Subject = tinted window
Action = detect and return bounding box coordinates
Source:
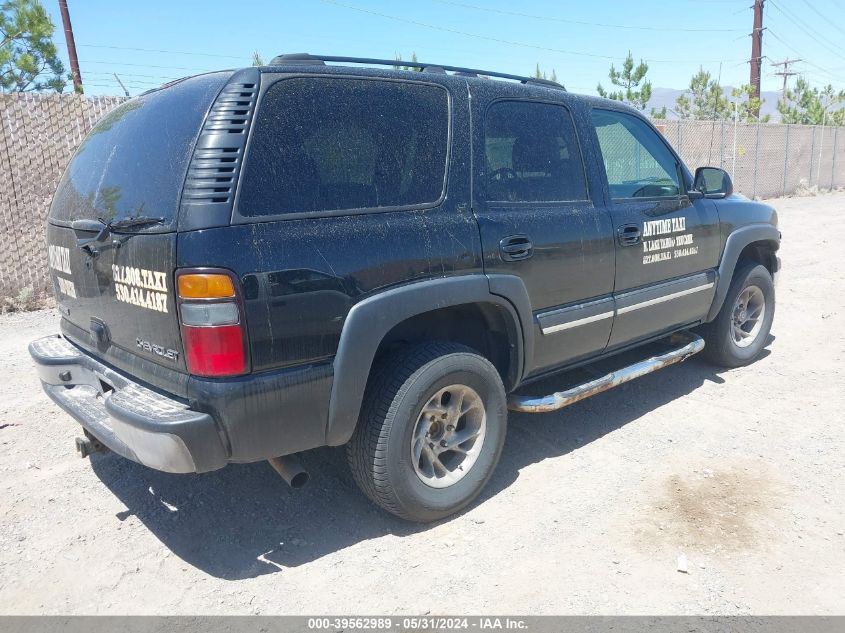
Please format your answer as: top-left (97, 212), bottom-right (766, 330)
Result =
top-left (238, 78), bottom-right (449, 216)
top-left (483, 101), bottom-right (587, 203)
top-left (591, 109), bottom-right (681, 199)
top-left (49, 72), bottom-right (230, 227)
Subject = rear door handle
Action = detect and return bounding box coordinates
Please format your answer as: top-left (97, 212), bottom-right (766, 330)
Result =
top-left (499, 235), bottom-right (533, 262)
top-left (617, 224), bottom-right (641, 246)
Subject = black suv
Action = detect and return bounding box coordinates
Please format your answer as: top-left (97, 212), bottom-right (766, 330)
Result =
top-left (30, 54), bottom-right (780, 522)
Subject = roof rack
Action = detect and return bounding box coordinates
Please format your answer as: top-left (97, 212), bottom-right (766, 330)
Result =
top-left (267, 53), bottom-right (565, 90)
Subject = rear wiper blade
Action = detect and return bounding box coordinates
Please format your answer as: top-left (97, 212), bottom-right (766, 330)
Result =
top-left (71, 216), bottom-right (164, 257)
top-left (104, 216), bottom-right (165, 231)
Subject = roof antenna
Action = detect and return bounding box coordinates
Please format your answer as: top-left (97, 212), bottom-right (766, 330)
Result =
top-left (113, 73), bottom-right (130, 97)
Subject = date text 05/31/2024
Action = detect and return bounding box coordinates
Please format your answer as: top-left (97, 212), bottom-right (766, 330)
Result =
top-left (307, 617), bottom-right (528, 630)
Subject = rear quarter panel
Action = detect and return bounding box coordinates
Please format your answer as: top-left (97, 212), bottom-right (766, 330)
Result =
top-left (176, 206), bottom-right (482, 372)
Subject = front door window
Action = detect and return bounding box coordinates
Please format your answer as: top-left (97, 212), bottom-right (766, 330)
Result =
top-left (591, 109), bottom-right (681, 200)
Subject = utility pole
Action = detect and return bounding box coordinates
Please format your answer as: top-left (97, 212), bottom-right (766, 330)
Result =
top-left (58, 0), bottom-right (83, 93)
top-left (771, 58), bottom-right (801, 106)
top-left (750, 0), bottom-right (765, 116)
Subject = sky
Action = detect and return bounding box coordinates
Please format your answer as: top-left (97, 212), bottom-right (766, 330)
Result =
top-left (43, 0), bottom-right (845, 98)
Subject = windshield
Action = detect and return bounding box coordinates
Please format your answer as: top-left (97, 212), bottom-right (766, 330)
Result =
top-left (48, 72), bottom-right (230, 230)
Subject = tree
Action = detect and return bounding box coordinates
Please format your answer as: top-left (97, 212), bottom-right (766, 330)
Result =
top-left (675, 68), bottom-right (730, 120)
top-left (778, 78), bottom-right (845, 125)
top-left (251, 52), bottom-right (265, 67)
top-left (730, 84), bottom-right (769, 123)
top-left (393, 51), bottom-right (422, 72)
top-left (0, 0), bottom-right (65, 92)
top-left (650, 106), bottom-right (667, 120)
top-left (597, 51), bottom-right (652, 110)
top-left (533, 63), bottom-right (558, 84)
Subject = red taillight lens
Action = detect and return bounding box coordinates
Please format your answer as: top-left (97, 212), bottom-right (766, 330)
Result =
top-left (182, 324), bottom-right (246, 377)
top-left (176, 269), bottom-right (249, 378)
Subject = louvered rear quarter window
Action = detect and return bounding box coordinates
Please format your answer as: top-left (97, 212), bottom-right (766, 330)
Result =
top-left (49, 72), bottom-right (231, 228)
top-left (237, 77), bottom-right (449, 217)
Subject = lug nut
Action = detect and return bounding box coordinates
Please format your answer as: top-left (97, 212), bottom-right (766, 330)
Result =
top-left (440, 440), bottom-right (447, 447)
top-left (446, 425), bottom-right (454, 431)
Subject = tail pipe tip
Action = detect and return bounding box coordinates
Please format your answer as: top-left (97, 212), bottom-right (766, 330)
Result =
top-left (268, 455), bottom-right (310, 489)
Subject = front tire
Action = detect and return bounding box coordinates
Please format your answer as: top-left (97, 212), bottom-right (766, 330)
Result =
top-left (347, 342), bottom-right (507, 522)
top-left (701, 262), bottom-right (775, 367)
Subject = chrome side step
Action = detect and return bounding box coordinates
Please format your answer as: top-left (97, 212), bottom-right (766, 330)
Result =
top-left (508, 332), bottom-right (705, 413)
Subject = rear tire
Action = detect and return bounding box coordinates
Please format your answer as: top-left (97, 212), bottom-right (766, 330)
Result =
top-left (347, 342), bottom-right (507, 522)
top-left (700, 262), bottom-right (775, 368)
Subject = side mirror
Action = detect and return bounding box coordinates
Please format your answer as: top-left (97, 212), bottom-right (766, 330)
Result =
top-left (693, 166), bottom-right (733, 199)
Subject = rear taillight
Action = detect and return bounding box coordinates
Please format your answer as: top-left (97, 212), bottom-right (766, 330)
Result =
top-left (176, 270), bottom-right (248, 377)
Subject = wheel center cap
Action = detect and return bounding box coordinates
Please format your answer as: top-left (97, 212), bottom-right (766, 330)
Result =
top-left (738, 309), bottom-right (748, 322)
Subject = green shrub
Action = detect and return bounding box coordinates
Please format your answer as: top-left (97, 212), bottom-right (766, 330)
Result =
top-left (2, 286), bottom-right (42, 314)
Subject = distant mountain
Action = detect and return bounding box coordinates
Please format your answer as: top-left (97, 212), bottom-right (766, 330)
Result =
top-left (645, 87), bottom-right (782, 120)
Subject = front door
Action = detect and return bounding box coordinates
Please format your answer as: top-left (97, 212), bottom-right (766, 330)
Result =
top-left (471, 92), bottom-right (616, 375)
top-left (590, 108), bottom-right (721, 349)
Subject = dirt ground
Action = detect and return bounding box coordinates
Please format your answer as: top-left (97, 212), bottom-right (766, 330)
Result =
top-left (1, 193), bottom-right (843, 616)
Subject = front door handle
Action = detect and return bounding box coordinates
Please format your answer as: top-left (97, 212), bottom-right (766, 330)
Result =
top-left (617, 224), bottom-right (641, 246)
top-left (499, 234), bottom-right (533, 262)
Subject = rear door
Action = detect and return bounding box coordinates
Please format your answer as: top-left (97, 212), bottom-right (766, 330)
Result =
top-left (590, 108), bottom-right (721, 349)
top-left (470, 87), bottom-right (616, 375)
top-left (46, 72), bottom-right (230, 388)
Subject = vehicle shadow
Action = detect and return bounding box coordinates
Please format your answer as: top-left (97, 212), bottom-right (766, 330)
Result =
top-left (90, 340), bottom-right (773, 580)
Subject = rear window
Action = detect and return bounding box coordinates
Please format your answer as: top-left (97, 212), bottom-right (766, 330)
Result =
top-left (49, 72), bottom-right (230, 227)
top-left (238, 77), bottom-right (449, 217)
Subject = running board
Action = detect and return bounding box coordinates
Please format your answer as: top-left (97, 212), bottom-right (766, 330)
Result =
top-left (508, 332), bottom-right (705, 413)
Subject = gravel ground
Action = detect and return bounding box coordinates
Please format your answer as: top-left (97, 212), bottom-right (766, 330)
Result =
top-left (0, 193), bottom-right (843, 615)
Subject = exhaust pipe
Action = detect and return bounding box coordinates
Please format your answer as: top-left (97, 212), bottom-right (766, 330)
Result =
top-left (268, 455), bottom-right (309, 489)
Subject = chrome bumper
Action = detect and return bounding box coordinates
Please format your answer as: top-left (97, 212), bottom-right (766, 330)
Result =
top-left (29, 335), bottom-right (227, 473)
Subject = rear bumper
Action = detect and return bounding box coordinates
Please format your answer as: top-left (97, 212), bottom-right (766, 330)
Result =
top-left (29, 335), bottom-right (227, 473)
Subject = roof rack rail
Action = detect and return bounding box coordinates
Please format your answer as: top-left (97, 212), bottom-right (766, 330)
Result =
top-left (267, 53), bottom-right (566, 90)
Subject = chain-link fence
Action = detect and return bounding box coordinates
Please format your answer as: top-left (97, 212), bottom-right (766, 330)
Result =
top-left (654, 119), bottom-right (844, 199)
top-left (0, 92), bottom-right (128, 297)
top-left (1, 93), bottom-right (844, 298)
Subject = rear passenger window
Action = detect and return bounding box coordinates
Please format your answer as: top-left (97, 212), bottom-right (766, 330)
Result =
top-left (483, 101), bottom-right (587, 203)
top-left (238, 78), bottom-right (449, 216)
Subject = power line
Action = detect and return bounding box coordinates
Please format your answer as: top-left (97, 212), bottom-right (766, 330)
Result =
top-left (79, 59), bottom-right (215, 72)
top-left (431, 0), bottom-right (745, 32)
top-left (797, 0), bottom-right (845, 37)
top-left (83, 69), bottom-right (182, 81)
top-left (772, 0), bottom-right (845, 53)
top-left (768, 0), bottom-right (845, 60)
top-left (77, 43), bottom-right (246, 60)
top-left (766, 29), bottom-right (845, 84)
top-left (79, 83), bottom-right (130, 90)
top-left (319, 0), bottom-right (745, 64)
top-left (83, 76), bottom-right (163, 88)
